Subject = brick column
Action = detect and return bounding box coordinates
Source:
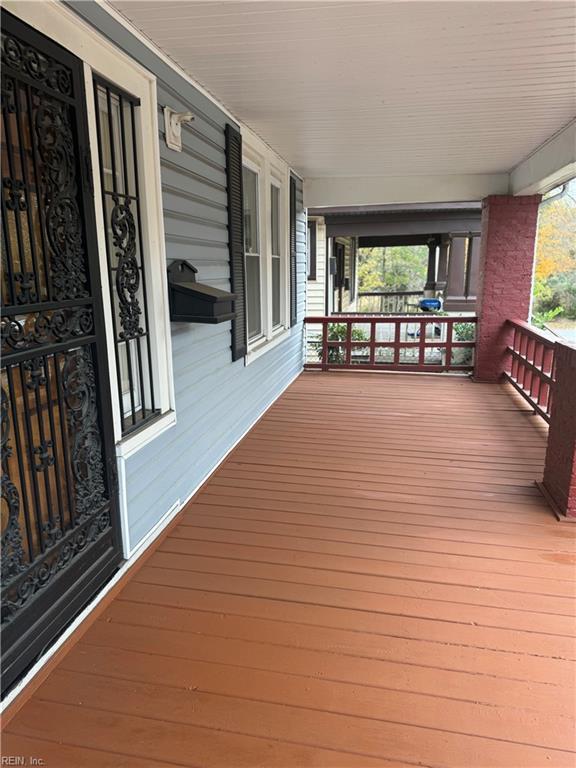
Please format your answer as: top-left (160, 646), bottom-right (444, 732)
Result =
top-left (474, 195), bottom-right (541, 381)
top-left (542, 343), bottom-right (576, 519)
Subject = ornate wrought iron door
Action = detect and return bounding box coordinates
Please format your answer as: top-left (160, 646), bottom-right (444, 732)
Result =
top-left (1, 12), bottom-right (122, 695)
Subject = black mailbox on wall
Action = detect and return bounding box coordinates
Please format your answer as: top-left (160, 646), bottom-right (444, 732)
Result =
top-left (167, 260), bottom-right (236, 323)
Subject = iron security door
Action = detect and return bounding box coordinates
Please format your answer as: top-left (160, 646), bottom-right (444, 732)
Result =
top-left (1, 11), bottom-right (122, 695)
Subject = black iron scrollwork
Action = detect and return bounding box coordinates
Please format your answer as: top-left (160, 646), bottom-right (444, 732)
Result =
top-left (1, 308), bottom-right (94, 355)
top-left (1, 76), bottom-right (16, 112)
top-left (13, 272), bottom-right (37, 304)
top-left (1, 347), bottom-right (111, 624)
top-left (1, 509), bottom-right (110, 624)
top-left (33, 439), bottom-right (54, 472)
top-left (3, 178), bottom-right (27, 211)
top-left (22, 357), bottom-right (46, 390)
top-left (35, 96), bottom-right (89, 301)
top-left (42, 520), bottom-right (63, 549)
top-left (1, 386), bottom-right (26, 584)
top-left (111, 195), bottom-right (143, 339)
top-left (0, 21), bottom-right (120, 678)
top-left (1, 31), bottom-right (73, 98)
top-left (61, 347), bottom-right (107, 521)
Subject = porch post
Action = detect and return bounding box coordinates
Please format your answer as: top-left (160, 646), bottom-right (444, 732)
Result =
top-left (445, 236), bottom-right (467, 305)
top-left (474, 195), bottom-right (541, 381)
top-left (541, 343), bottom-right (576, 519)
top-left (424, 238), bottom-right (437, 296)
top-left (436, 235), bottom-right (450, 293)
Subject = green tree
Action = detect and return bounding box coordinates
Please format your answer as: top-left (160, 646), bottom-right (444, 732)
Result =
top-left (357, 246), bottom-right (428, 292)
top-left (532, 182), bottom-right (576, 321)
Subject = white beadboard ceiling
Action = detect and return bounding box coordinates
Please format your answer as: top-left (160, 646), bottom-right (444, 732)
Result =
top-left (111, 0), bottom-right (576, 181)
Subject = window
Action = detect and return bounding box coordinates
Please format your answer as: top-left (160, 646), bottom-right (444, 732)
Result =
top-left (243, 166), bottom-right (262, 341)
top-left (271, 182), bottom-right (281, 327)
top-left (93, 78), bottom-right (159, 435)
top-left (241, 130), bottom-right (289, 358)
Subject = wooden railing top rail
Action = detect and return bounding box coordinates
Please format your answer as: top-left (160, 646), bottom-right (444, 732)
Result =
top-left (506, 318), bottom-right (556, 346)
top-left (358, 290), bottom-right (424, 297)
top-left (504, 318), bottom-right (558, 423)
top-left (305, 315), bottom-right (477, 323)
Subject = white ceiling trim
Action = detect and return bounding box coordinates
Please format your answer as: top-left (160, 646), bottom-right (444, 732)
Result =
top-left (510, 119), bottom-right (576, 195)
top-left (304, 173), bottom-right (509, 208)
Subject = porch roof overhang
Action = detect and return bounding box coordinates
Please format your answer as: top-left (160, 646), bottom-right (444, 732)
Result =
top-left (109, 0), bottom-right (576, 206)
top-left (311, 202), bottom-right (482, 238)
top-left (357, 235), bottom-right (439, 247)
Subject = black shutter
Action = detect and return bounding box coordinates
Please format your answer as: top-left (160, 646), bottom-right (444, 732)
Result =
top-left (307, 220), bottom-right (317, 281)
top-left (350, 237), bottom-right (357, 301)
top-left (225, 124), bottom-right (247, 360)
top-left (289, 175), bottom-right (297, 327)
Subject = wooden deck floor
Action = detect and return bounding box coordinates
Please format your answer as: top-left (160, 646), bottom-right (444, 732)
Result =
top-left (3, 373), bottom-right (576, 767)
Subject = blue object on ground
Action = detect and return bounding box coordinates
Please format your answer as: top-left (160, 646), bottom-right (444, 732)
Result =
top-left (419, 298), bottom-right (442, 311)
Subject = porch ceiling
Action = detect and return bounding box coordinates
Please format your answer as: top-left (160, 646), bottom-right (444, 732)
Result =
top-left (110, 0), bottom-right (576, 203)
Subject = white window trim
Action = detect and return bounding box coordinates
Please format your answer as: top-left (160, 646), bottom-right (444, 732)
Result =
top-left (242, 127), bottom-right (290, 364)
top-left (7, 0), bottom-right (176, 456)
top-left (245, 326), bottom-right (294, 364)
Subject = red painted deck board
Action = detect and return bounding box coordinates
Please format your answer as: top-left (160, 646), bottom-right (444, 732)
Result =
top-left (3, 373), bottom-right (575, 767)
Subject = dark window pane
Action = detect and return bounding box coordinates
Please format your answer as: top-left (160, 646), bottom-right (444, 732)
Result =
top-left (243, 167), bottom-right (259, 254)
top-left (271, 184), bottom-right (280, 256)
top-left (246, 254), bottom-right (261, 339)
top-left (272, 256), bottom-right (281, 327)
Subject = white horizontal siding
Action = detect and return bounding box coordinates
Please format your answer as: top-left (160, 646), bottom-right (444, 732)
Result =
top-left (307, 218), bottom-right (326, 317)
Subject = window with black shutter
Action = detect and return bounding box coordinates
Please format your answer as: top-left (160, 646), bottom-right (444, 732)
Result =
top-left (235, 127), bottom-right (291, 357)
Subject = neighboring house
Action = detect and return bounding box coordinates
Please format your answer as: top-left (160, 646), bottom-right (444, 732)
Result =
top-left (307, 203), bottom-right (482, 315)
top-left (330, 235), bottom-right (358, 313)
top-left (307, 217), bottom-right (357, 315)
top-left (306, 216), bottom-right (326, 316)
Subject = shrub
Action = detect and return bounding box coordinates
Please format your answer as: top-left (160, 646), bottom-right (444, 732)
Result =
top-left (531, 306), bottom-right (564, 329)
top-left (315, 323), bottom-right (369, 363)
top-left (453, 322), bottom-right (475, 342)
top-left (533, 262), bottom-right (576, 320)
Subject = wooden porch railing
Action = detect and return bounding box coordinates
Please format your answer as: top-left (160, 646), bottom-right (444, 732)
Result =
top-left (304, 315), bottom-right (477, 373)
top-left (504, 319), bottom-right (556, 422)
top-left (356, 290), bottom-right (423, 314)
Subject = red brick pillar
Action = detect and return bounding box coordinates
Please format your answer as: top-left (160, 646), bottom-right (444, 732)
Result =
top-left (474, 195), bottom-right (541, 381)
top-left (542, 343), bottom-right (576, 519)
